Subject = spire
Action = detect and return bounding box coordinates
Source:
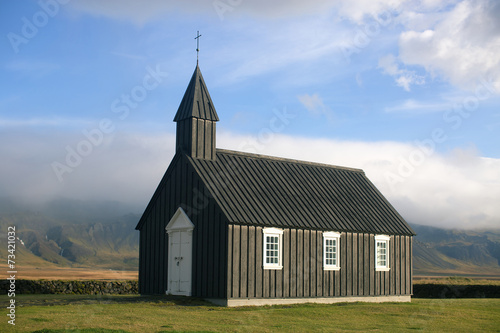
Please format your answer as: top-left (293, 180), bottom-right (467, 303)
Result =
top-left (174, 65), bottom-right (219, 161)
top-left (173, 65), bottom-right (219, 122)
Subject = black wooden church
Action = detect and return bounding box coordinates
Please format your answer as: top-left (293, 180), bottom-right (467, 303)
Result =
top-left (135, 64), bottom-right (415, 306)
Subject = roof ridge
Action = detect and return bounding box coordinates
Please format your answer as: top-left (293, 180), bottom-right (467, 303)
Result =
top-left (215, 148), bottom-right (364, 173)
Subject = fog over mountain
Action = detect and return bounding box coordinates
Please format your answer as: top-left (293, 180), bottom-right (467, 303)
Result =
top-left (1, 130), bottom-right (498, 230)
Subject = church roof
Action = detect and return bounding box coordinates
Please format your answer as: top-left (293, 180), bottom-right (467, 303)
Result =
top-left (187, 149), bottom-right (415, 236)
top-left (138, 64), bottom-right (413, 236)
top-left (173, 65), bottom-right (219, 122)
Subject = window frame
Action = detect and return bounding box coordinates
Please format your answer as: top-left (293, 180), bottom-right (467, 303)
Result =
top-left (323, 231), bottom-right (341, 271)
top-left (262, 228), bottom-right (283, 270)
top-left (375, 235), bottom-right (390, 271)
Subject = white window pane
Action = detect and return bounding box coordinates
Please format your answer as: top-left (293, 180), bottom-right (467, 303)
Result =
top-left (324, 237), bottom-right (339, 268)
top-left (376, 239), bottom-right (389, 268)
top-left (264, 232), bottom-right (282, 268)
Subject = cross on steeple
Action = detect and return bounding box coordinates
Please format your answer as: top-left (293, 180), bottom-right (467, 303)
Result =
top-left (195, 31), bottom-right (202, 64)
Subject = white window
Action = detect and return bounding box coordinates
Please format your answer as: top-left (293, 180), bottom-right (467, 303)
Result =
top-left (263, 228), bottom-right (283, 269)
top-left (375, 235), bottom-right (390, 271)
top-left (323, 232), bottom-right (340, 270)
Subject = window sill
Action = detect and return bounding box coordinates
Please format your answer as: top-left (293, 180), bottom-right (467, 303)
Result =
top-left (324, 267), bottom-right (340, 271)
top-left (263, 265), bottom-right (283, 270)
top-left (376, 267), bottom-right (390, 272)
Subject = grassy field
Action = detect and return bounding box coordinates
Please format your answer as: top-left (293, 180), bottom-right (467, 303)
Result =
top-left (1, 295), bottom-right (499, 332)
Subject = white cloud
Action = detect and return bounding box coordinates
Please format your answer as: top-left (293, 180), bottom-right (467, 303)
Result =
top-left (385, 99), bottom-right (449, 113)
top-left (338, 0), bottom-right (500, 93)
top-left (378, 54), bottom-right (401, 76)
top-left (336, 0), bottom-right (500, 93)
top-left (297, 93), bottom-right (333, 120)
top-left (378, 54), bottom-right (426, 91)
top-left (398, 0), bottom-right (500, 93)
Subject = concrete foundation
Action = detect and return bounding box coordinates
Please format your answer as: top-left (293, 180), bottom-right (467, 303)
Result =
top-left (207, 295), bottom-right (412, 307)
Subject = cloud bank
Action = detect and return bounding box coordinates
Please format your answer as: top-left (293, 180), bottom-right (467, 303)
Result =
top-left (397, 0), bottom-right (500, 92)
top-left (2, 128), bottom-right (498, 230)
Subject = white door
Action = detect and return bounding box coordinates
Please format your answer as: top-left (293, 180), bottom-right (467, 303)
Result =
top-left (165, 207), bottom-right (194, 296)
top-left (168, 230), bottom-right (192, 295)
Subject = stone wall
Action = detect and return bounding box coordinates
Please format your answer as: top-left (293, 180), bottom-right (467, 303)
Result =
top-left (3, 280), bottom-right (499, 298)
top-left (413, 284), bottom-right (500, 298)
top-left (2, 280), bottom-right (138, 295)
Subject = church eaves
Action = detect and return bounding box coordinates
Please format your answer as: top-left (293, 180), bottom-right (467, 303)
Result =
top-left (173, 65), bottom-right (219, 122)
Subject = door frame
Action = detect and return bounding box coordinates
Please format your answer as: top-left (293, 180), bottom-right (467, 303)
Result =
top-left (165, 207), bottom-right (194, 296)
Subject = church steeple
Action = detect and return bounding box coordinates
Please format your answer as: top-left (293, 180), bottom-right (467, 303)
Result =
top-left (174, 65), bottom-right (219, 160)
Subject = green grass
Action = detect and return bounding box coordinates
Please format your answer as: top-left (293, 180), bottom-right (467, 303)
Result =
top-left (1, 295), bottom-right (499, 332)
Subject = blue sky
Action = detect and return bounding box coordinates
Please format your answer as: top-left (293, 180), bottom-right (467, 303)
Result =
top-left (1, 0), bottom-right (499, 229)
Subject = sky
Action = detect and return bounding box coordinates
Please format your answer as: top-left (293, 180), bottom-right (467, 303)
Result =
top-left (1, 0), bottom-right (499, 229)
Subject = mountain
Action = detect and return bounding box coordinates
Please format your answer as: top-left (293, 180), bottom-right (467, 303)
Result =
top-left (411, 224), bottom-right (500, 277)
top-left (18, 214), bottom-right (139, 269)
top-left (0, 197), bottom-right (140, 271)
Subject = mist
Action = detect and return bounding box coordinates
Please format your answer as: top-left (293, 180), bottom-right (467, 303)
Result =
top-left (1, 128), bottom-right (499, 230)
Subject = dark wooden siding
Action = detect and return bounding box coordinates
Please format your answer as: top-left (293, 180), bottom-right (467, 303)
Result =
top-left (227, 224), bottom-right (412, 299)
top-left (137, 153), bottom-right (228, 296)
top-left (176, 118), bottom-right (216, 161)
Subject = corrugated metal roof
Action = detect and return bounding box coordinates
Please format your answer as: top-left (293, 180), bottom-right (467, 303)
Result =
top-left (188, 149), bottom-right (415, 236)
top-left (173, 65), bottom-right (219, 122)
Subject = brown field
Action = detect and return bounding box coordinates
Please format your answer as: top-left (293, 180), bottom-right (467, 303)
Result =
top-left (0, 264), bottom-right (137, 280)
top-left (413, 276), bottom-right (500, 286)
top-left (414, 267), bottom-right (500, 278)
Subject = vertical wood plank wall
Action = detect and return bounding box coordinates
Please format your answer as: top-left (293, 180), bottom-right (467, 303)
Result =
top-left (176, 119), bottom-right (216, 160)
top-left (138, 154), bottom-right (228, 297)
top-left (227, 225), bottom-right (412, 299)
